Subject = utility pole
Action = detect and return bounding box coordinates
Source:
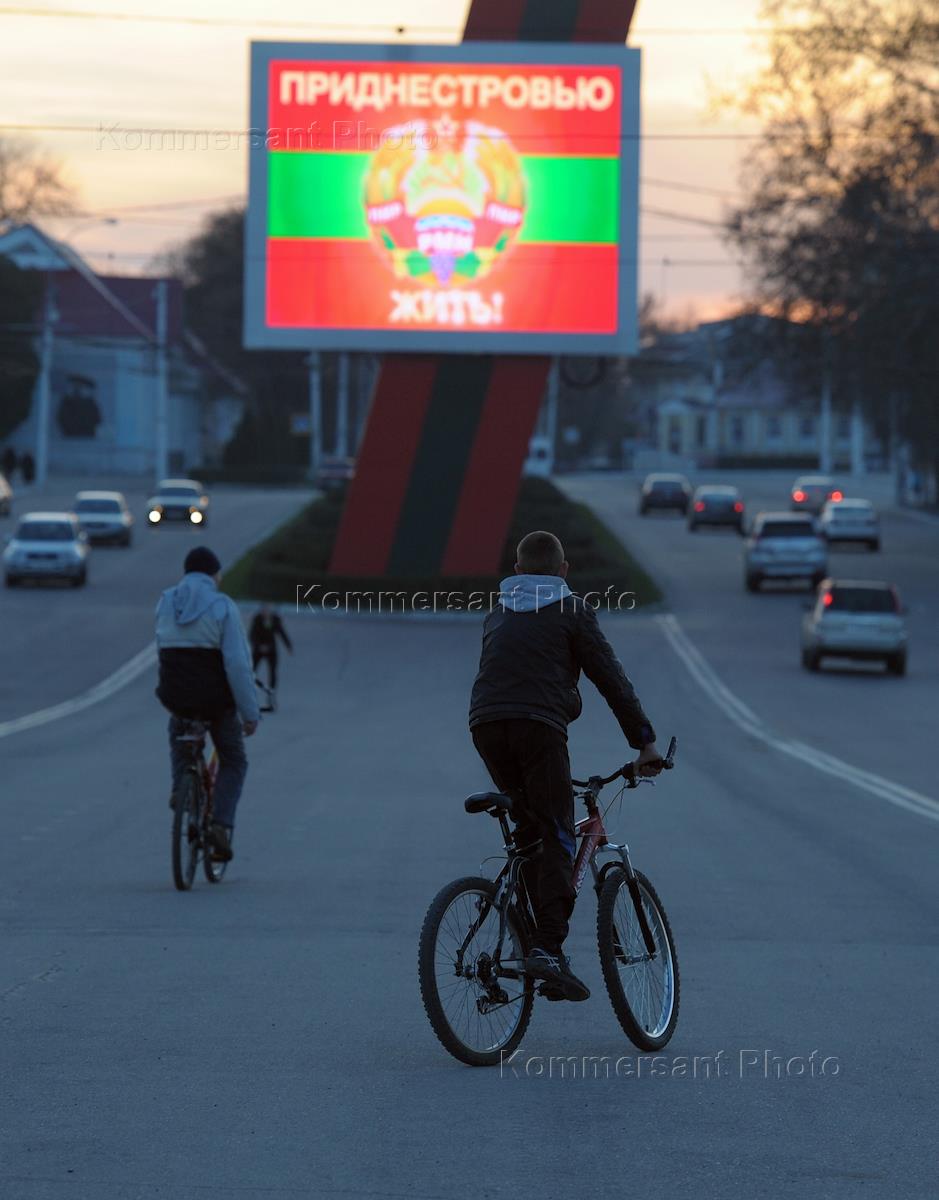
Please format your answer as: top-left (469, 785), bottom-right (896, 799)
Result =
top-left (154, 280), bottom-right (168, 480)
top-left (819, 330), bottom-right (833, 474)
top-left (34, 275), bottom-right (57, 488)
top-left (307, 351), bottom-right (322, 478)
top-left (335, 351), bottom-right (349, 457)
top-left (850, 402), bottom-right (865, 478)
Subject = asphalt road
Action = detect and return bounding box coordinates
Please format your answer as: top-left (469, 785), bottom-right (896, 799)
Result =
top-left (1, 475), bottom-right (937, 1199)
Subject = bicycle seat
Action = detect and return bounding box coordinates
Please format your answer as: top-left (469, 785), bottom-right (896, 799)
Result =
top-left (464, 792), bottom-right (514, 817)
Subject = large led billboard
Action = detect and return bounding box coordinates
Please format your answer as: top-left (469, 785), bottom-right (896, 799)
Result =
top-left (245, 43), bottom-right (640, 354)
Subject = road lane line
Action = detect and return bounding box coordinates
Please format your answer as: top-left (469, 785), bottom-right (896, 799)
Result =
top-left (657, 613), bottom-right (939, 825)
top-left (0, 643), bottom-right (156, 740)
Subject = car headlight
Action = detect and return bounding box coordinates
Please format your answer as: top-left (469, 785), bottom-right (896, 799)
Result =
top-left (190, 510), bottom-right (203, 524)
top-left (148, 509), bottom-right (162, 524)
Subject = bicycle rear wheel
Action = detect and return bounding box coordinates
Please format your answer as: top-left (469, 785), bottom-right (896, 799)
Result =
top-left (597, 868), bottom-right (680, 1050)
top-left (419, 876), bottom-right (534, 1067)
top-left (171, 772), bottom-right (202, 891)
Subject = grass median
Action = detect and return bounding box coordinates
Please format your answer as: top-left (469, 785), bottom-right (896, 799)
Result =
top-left (222, 477), bottom-right (662, 612)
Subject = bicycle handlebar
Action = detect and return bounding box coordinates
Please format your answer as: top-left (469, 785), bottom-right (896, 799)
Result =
top-left (571, 736), bottom-right (677, 790)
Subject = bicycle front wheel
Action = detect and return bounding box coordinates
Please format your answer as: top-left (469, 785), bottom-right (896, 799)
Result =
top-left (419, 876), bottom-right (534, 1068)
top-left (597, 868), bottom-right (680, 1050)
top-left (171, 772), bottom-right (202, 891)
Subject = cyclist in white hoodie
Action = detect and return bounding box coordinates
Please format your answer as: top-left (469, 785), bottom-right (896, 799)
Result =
top-left (155, 546), bottom-right (260, 861)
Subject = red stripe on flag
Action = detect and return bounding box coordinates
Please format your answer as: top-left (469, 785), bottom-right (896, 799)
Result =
top-left (573, 0), bottom-right (639, 40)
top-left (328, 356), bottom-right (437, 575)
top-left (441, 357), bottom-right (549, 576)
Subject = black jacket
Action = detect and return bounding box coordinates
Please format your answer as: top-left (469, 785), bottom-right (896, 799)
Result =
top-left (249, 613), bottom-right (292, 654)
top-left (469, 593), bottom-right (655, 749)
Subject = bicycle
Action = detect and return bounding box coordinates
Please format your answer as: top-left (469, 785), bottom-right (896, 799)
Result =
top-left (170, 682), bottom-right (275, 891)
top-left (418, 737), bottom-right (679, 1067)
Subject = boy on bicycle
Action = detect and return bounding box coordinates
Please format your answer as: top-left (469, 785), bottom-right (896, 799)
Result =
top-left (469, 531), bottom-right (662, 1001)
top-left (155, 546), bottom-right (260, 862)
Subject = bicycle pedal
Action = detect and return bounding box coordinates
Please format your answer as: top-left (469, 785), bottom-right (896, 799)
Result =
top-left (537, 983), bottom-right (567, 1002)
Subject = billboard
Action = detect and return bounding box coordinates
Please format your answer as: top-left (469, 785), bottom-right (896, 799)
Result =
top-left (245, 43), bottom-right (640, 355)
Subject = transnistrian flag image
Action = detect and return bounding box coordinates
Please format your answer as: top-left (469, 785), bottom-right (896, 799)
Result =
top-left (264, 59), bottom-right (623, 337)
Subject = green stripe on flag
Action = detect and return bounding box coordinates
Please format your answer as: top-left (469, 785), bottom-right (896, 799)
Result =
top-left (268, 151), bottom-right (618, 244)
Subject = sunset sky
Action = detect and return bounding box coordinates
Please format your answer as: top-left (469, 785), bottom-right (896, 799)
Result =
top-left (0, 0), bottom-right (768, 317)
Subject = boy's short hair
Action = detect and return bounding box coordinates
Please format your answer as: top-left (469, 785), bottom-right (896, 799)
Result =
top-left (516, 530), bottom-right (565, 575)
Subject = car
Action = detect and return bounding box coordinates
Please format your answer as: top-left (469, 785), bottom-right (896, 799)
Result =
top-left (74, 490), bottom-right (134, 546)
top-left (638, 473), bottom-right (691, 516)
top-left (314, 456), bottom-right (355, 494)
top-left (0, 472), bottom-right (12, 517)
top-left (146, 478), bottom-right (209, 527)
top-left (801, 579), bottom-right (907, 675)
top-left (688, 485), bottom-right (745, 533)
top-left (744, 512), bottom-right (827, 592)
top-left (818, 497), bottom-right (880, 551)
top-left (790, 474), bottom-right (842, 514)
top-left (3, 512), bottom-right (89, 587)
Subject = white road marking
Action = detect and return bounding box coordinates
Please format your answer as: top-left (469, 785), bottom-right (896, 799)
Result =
top-left (657, 613), bottom-right (939, 825)
top-left (0, 643), bottom-right (156, 740)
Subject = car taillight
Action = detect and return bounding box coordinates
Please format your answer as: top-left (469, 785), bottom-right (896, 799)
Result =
top-left (694, 501), bottom-right (705, 512)
top-left (733, 501), bottom-right (743, 512)
top-left (830, 490), bottom-right (843, 502)
top-left (823, 592), bottom-right (833, 607)
top-left (793, 490), bottom-right (806, 502)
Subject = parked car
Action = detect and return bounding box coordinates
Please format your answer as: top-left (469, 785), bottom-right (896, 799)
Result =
top-left (74, 490), bottom-right (134, 546)
top-left (146, 479), bottom-right (209, 527)
top-left (790, 474), bottom-right (842, 514)
top-left (818, 497), bottom-right (880, 551)
top-left (744, 512), bottom-right (827, 592)
top-left (638, 473), bottom-right (691, 516)
top-left (0, 471), bottom-right (12, 517)
top-left (314, 456), bottom-right (355, 493)
top-left (801, 579), bottom-right (907, 675)
top-left (688, 485), bottom-right (745, 533)
top-left (4, 512), bottom-right (89, 587)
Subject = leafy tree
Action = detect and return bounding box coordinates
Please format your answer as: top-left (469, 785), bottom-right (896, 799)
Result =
top-left (726, 0), bottom-right (939, 491)
top-left (0, 257), bottom-right (41, 441)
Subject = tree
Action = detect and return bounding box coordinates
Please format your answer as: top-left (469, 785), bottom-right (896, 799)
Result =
top-left (726, 0), bottom-right (939, 492)
top-left (0, 257), bottom-right (41, 441)
top-left (166, 208), bottom-right (310, 469)
top-left (0, 136), bottom-right (74, 226)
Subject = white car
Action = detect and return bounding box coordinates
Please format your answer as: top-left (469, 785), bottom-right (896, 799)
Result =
top-left (146, 478), bottom-right (209, 527)
top-left (801, 579), bottom-right (907, 675)
top-left (74, 490), bottom-right (134, 546)
top-left (819, 498), bottom-right (880, 551)
top-left (744, 512), bottom-right (827, 592)
top-left (4, 512), bottom-right (89, 587)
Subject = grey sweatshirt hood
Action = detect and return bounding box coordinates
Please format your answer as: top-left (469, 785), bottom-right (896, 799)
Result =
top-left (170, 572), bottom-right (222, 624)
top-left (499, 574), bottom-right (572, 613)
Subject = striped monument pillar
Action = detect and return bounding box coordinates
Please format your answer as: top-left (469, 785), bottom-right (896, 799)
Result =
top-left (329, 0), bottom-right (639, 577)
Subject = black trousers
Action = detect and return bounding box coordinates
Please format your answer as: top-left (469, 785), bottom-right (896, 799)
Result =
top-left (472, 719), bottom-right (577, 954)
top-left (252, 647), bottom-right (278, 689)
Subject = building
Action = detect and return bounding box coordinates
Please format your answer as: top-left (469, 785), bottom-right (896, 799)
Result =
top-left (630, 316), bottom-right (879, 471)
top-left (0, 223), bottom-right (246, 478)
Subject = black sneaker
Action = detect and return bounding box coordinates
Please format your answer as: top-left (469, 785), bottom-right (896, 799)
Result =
top-left (524, 947), bottom-right (590, 1002)
top-left (208, 823), bottom-right (234, 862)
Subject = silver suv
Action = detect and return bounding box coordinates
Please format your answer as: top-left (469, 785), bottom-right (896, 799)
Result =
top-left (801, 579), bottom-right (907, 675)
top-left (744, 512), bottom-right (827, 592)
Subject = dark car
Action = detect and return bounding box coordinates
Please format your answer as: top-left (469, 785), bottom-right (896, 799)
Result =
top-left (146, 478), bottom-right (209, 528)
top-left (791, 475), bottom-right (842, 515)
top-left (688, 485), bottom-right (745, 533)
top-left (638, 473), bottom-right (691, 516)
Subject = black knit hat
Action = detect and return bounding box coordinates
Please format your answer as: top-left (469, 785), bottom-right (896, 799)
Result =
top-left (183, 546), bottom-right (221, 577)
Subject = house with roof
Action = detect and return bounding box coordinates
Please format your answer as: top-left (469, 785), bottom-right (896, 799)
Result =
top-left (0, 223), bottom-right (246, 477)
top-left (630, 316), bottom-right (881, 470)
